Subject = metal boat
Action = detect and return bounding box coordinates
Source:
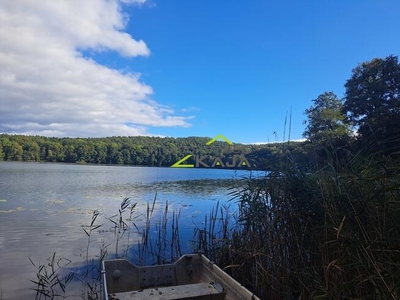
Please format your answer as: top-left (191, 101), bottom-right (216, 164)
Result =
top-left (102, 253), bottom-right (259, 300)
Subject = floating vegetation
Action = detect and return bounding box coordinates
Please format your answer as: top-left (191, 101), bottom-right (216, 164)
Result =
top-left (0, 206), bottom-right (25, 213)
top-left (46, 199), bottom-right (65, 204)
top-left (64, 208), bottom-right (77, 213)
top-left (148, 178), bottom-right (243, 195)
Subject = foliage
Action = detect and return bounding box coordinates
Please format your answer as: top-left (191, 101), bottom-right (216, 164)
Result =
top-left (0, 134), bottom-right (298, 170)
top-left (344, 55), bottom-right (400, 143)
top-left (195, 138), bottom-right (400, 299)
top-left (28, 253), bottom-right (74, 300)
top-left (303, 91), bottom-right (350, 143)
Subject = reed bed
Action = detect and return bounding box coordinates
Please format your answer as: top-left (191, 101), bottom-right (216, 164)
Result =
top-left (193, 140), bottom-right (400, 299)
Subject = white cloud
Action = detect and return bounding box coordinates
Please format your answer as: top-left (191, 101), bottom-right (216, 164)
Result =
top-left (181, 106), bottom-right (200, 112)
top-left (0, 0), bottom-right (192, 137)
top-left (120, 0), bottom-right (148, 4)
top-left (250, 139), bottom-right (307, 145)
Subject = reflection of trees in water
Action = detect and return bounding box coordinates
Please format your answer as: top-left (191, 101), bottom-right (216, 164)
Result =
top-left (95, 179), bottom-right (244, 199)
top-left (147, 179), bottom-right (244, 195)
top-left (99, 179), bottom-right (245, 197)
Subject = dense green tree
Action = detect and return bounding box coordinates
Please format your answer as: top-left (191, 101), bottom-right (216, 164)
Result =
top-left (121, 147), bottom-right (131, 164)
top-left (344, 55), bottom-right (400, 142)
top-left (0, 134), bottom-right (292, 170)
top-left (107, 143), bottom-right (121, 164)
top-left (22, 141), bottom-right (40, 161)
top-left (64, 143), bottom-right (78, 162)
top-left (76, 140), bottom-right (94, 162)
top-left (303, 92), bottom-right (350, 143)
top-left (43, 141), bottom-right (65, 162)
top-left (3, 141), bottom-right (23, 161)
top-left (0, 142), bottom-right (3, 160)
top-left (0, 136), bottom-right (8, 161)
top-left (93, 142), bottom-right (107, 164)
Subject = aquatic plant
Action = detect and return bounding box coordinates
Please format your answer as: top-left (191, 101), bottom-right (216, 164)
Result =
top-left (28, 252), bottom-right (74, 300)
top-left (105, 197), bottom-right (138, 258)
top-left (28, 195), bottom-right (186, 299)
top-left (136, 194), bottom-right (183, 265)
top-left (194, 136), bottom-right (400, 299)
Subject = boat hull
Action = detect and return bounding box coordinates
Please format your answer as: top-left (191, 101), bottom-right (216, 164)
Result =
top-left (102, 253), bottom-right (259, 300)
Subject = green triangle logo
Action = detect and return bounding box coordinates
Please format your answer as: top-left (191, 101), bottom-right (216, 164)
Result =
top-left (206, 134), bottom-right (233, 145)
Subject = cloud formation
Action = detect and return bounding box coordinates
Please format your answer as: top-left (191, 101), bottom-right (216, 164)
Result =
top-left (0, 0), bottom-right (191, 137)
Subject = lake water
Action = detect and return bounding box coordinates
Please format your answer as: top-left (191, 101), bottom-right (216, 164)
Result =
top-left (0, 162), bottom-right (251, 299)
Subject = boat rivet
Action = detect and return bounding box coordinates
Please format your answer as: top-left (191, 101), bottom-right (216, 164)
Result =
top-left (113, 270), bottom-right (121, 279)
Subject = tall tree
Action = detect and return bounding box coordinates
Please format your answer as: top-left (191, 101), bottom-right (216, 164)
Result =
top-left (303, 92), bottom-right (349, 143)
top-left (0, 142), bottom-right (3, 160)
top-left (344, 55), bottom-right (400, 142)
top-left (3, 141), bottom-right (23, 161)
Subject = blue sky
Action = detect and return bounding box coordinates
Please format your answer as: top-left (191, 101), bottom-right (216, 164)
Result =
top-left (1, 1), bottom-right (400, 144)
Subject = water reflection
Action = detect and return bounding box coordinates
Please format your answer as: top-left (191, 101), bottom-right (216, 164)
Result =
top-left (0, 162), bottom-right (246, 299)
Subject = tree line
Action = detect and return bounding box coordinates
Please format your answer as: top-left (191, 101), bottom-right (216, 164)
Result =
top-left (0, 134), bottom-right (306, 169)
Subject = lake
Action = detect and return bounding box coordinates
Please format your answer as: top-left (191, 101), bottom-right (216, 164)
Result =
top-left (0, 162), bottom-right (252, 299)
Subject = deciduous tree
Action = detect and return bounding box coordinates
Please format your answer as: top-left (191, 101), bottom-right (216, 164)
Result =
top-left (344, 55), bottom-right (400, 142)
top-left (303, 92), bottom-right (349, 143)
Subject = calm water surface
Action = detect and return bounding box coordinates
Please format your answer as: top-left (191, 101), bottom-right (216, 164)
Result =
top-left (0, 162), bottom-right (250, 299)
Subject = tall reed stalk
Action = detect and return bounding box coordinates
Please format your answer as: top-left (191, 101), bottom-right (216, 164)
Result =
top-left (28, 252), bottom-right (74, 300)
top-left (194, 137), bottom-right (400, 299)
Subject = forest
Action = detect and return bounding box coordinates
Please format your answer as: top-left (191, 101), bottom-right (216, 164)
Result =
top-left (0, 133), bottom-right (308, 170)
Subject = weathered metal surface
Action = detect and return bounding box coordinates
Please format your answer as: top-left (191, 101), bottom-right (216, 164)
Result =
top-left (107, 282), bottom-right (225, 300)
top-left (102, 254), bottom-right (260, 300)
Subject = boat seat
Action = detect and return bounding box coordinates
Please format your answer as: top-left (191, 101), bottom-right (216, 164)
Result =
top-left (107, 282), bottom-right (226, 300)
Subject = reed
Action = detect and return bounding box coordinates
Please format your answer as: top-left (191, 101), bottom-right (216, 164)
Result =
top-left (105, 197), bottom-right (138, 258)
top-left (79, 210), bottom-right (105, 300)
top-left (28, 252), bottom-right (74, 300)
top-left (193, 136), bottom-right (400, 299)
top-left (28, 195), bottom-right (183, 299)
top-left (137, 193), bottom-right (157, 265)
top-left (137, 194), bottom-right (183, 265)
